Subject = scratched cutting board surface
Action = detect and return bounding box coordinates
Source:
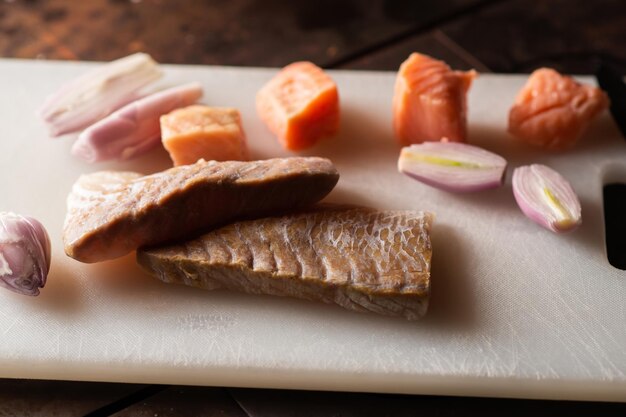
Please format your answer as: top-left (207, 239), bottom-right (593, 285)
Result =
top-left (0, 59), bottom-right (625, 402)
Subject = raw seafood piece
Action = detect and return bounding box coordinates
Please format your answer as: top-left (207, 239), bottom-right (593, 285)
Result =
top-left (508, 68), bottom-right (609, 150)
top-left (72, 83), bottom-right (203, 163)
top-left (161, 105), bottom-right (248, 166)
top-left (138, 208), bottom-right (433, 320)
top-left (63, 157), bottom-right (339, 263)
top-left (398, 142), bottom-right (507, 192)
top-left (393, 53), bottom-right (477, 145)
top-left (256, 61), bottom-right (339, 151)
top-left (40, 52), bottom-right (162, 136)
top-left (0, 212), bottom-right (51, 296)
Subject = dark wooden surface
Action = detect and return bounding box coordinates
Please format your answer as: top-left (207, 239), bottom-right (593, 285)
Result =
top-left (2, 0), bottom-right (624, 72)
top-left (1, 0), bottom-right (625, 415)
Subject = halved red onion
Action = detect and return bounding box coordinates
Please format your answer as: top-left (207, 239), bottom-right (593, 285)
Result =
top-left (512, 164), bottom-right (581, 233)
top-left (398, 142), bottom-right (507, 192)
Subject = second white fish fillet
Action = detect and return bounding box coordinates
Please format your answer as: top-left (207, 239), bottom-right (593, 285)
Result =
top-left (138, 208), bottom-right (433, 320)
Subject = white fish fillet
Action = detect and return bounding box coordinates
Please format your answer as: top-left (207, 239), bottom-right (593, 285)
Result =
top-left (138, 208), bottom-right (433, 320)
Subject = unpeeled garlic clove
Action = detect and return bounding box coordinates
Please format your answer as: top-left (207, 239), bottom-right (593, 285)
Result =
top-left (39, 52), bottom-right (163, 137)
top-left (0, 212), bottom-right (51, 296)
top-left (512, 164), bottom-right (581, 233)
top-left (398, 142), bottom-right (507, 192)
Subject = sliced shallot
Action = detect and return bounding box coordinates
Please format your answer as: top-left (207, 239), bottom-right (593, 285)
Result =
top-left (398, 142), bottom-right (507, 192)
top-left (512, 164), bottom-right (581, 233)
top-left (40, 52), bottom-right (163, 137)
top-left (72, 82), bottom-right (203, 163)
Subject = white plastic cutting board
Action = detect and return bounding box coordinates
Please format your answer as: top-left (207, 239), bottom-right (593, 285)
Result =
top-left (0, 59), bottom-right (625, 402)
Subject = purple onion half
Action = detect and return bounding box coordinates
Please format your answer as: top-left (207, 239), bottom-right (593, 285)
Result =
top-left (398, 142), bottom-right (507, 192)
top-left (512, 164), bottom-right (581, 233)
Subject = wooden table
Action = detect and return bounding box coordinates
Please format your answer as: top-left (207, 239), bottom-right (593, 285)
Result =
top-left (1, 0), bottom-right (625, 415)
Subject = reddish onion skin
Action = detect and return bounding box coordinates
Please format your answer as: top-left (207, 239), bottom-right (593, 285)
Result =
top-left (72, 82), bottom-right (203, 163)
top-left (39, 53), bottom-right (162, 137)
top-left (398, 142), bottom-right (507, 192)
top-left (512, 164), bottom-right (581, 233)
top-left (0, 213), bottom-right (51, 296)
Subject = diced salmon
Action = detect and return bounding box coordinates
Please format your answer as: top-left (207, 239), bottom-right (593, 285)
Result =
top-left (256, 61), bottom-right (339, 151)
top-left (160, 105), bottom-right (248, 166)
top-left (393, 53), bottom-right (477, 146)
top-left (508, 68), bottom-right (610, 150)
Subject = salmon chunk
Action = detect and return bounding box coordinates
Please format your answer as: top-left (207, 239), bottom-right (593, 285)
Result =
top-left (256, 61), bottom-right (339, 151)
top-left (138, 208), bottom-right (433, 320)
top-left (508, 68), bottom-right (610, 150)
top-left (161, 105), bottom-right (248, 166)
top-left (393, 53), bottom-right (477, 145)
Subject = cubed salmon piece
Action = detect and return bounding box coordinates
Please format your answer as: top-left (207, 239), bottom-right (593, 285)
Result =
top-left (161, 105), bottom-right (248, 166)
top-left (256, 61), bottom-right (339, 151)
top-left (393, 53), bottom-right (477, 146)
top-left (508, 68), bottom-right (609, 150)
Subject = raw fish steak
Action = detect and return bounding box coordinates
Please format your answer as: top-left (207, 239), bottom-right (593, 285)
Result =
top-left (64, 157), bottom-right (339, 263)
top-left (138, 208), bottom-right (433, 320)
top-left (256, 61), bottom-right (340, 151)
top-left (508, 68), bottom-right (609, 150)
top-left (393, 53), bottom-right (476, 145)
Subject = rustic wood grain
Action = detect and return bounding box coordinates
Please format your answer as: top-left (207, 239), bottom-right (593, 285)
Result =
top-left (230, 388), bottom-right (626, 417)
top-left (0, 0), bottom-right (487, 67)
top-left (440, 0), bottom-right (626, 74)
top-left (338, 30), bottom-right (487, 71)
top-left (0, 379), bottom-right (148, 417)
top-left (109, 387), bottom-right (249, 417)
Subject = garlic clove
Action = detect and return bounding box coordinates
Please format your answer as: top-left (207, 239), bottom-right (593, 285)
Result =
top-left (0, 213), bottom-right (51, 296)
top-left (398, 142), bottom-right (507, 192)
top-left (39, 52), bottom-right (163, 137)
top-left (512, 164), bottom-right (582, 233)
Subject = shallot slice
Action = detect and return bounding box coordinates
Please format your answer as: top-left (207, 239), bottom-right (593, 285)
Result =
top-left (0, 212), bottom-right (51, 296)
top-left (40, 52), bottom-right (163, 137)
top-left (72, 82), bottom-right (203, 163)
top-left (398, 142), bottom-right (507, 192)
top-left (512, 164), bottom-right (581, 233)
